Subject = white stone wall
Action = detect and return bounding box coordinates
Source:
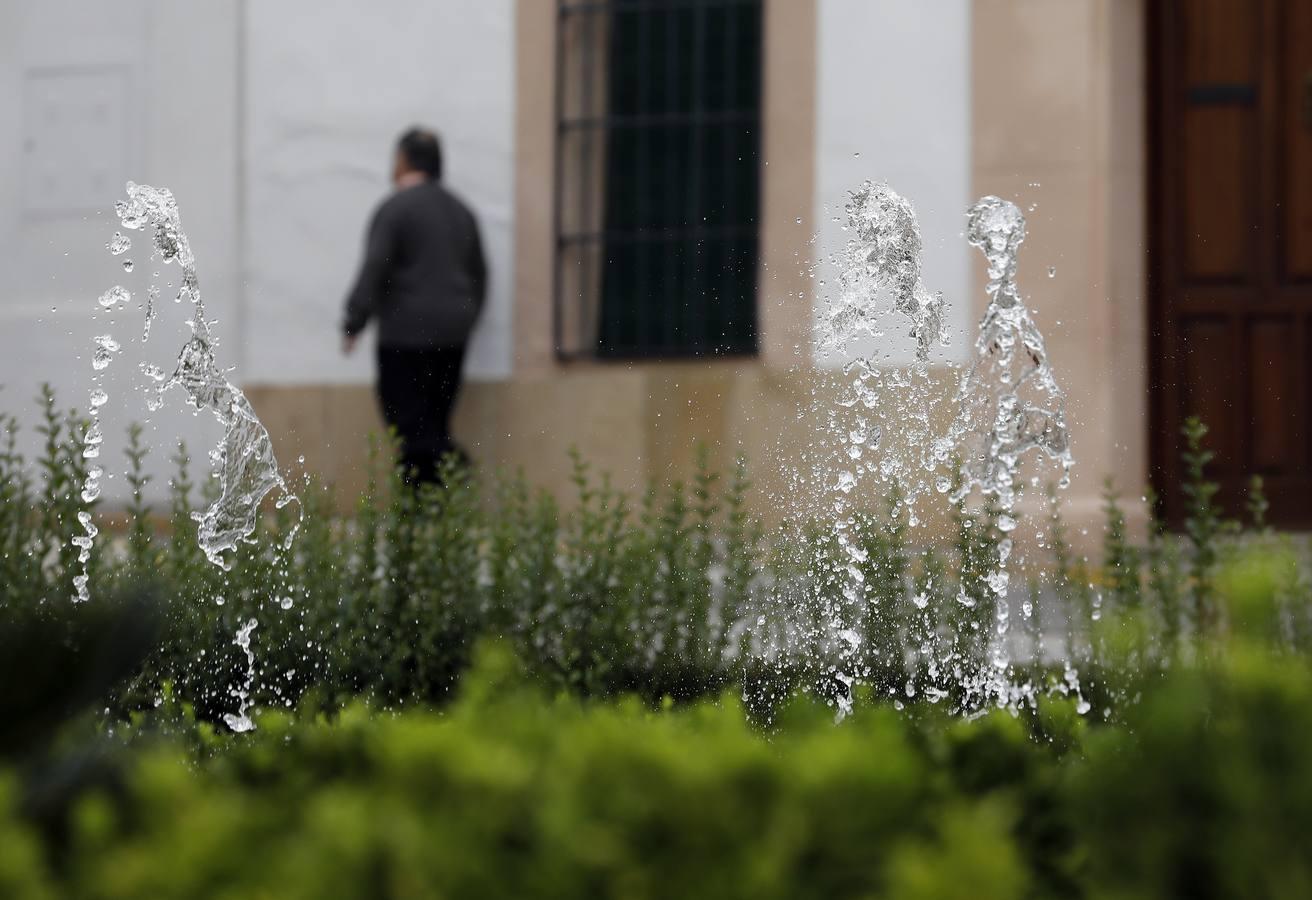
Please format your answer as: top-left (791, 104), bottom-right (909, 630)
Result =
top-left (0, 1), bottom-right (516, 502)
top-left (242, 0), bottom-right (516, 385)
top-left (0, 0), bottom-right (242, 503)
top-left (812, 0), bottom-right (972, 367)
top-left (0, 0), bottom-right (974, 507)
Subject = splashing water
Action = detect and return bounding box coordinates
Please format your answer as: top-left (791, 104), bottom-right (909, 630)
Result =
top-left (98, 286), bottom-right (130, 310)
top-left (111, 182), bottom-right (302, 729)
top-left (222, 618), bottom-right (259, 733)
top-left (70, 510), bottom-right (97, 603)
top-left (91, 334), bottom-right (120, 370)
top-left (778, 183), bottom-right (1079, 718)
top-left (821, 183), bottom-right (956, 517)
top-left (70, 182), bottom-right (299, 725)
top-left (114, 181), bottom-right (299, 569)
top-left (807, 182), bottom-right (954, 716)
top-left (955, 196), bottom-right (1072, 509)
top-left (72, 323), bottom-right (119, 600)
top-left (106, 231), bottom-right (131, 256)
top-left (142, 285), bottom-right (159, 342)
top-left (819, 181), bottom-right (947, 362)
top-left (950, 197), bottom-right (1072, 668)
top-left (71, 177), bottom-right (1080, 725)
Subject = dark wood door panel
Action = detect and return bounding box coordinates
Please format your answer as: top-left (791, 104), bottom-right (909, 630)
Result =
top-left (1178, 315), bottom-right (1240, 474)
top-left (1245, 316), bottom-right (1296, 472)
top-left (1282, 0), bottom-right (1312, 280)
top-left (1151, 0), bottom-right (1312, 527)
top-left (1181, 106), bottom-right (1259, 281)
top-left (1181, 0), bottom-right (1259, 84)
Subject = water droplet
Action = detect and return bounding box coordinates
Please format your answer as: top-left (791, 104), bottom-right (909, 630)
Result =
top-left (106, 232), bottom-right (131, 255)
top-left (91, 334), bottom-right (120, 370)
top-left (98, 286), bottom-right (130, 309)
top-left (223, 618), bottom-right (260, 733)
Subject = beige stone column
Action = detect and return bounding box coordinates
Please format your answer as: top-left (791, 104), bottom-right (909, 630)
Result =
top-left (758, 0), bottom-right (818, 369)
top-left (513, 0), bottom-right (558, 378)
top-left (972, 0), bottom-right (1148, 548)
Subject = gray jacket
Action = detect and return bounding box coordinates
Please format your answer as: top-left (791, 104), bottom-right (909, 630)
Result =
top-left (342, 180), bottom-right (487, 347)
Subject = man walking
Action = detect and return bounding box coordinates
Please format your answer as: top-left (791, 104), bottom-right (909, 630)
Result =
top-left (342, 127), bottom-right (487, 484)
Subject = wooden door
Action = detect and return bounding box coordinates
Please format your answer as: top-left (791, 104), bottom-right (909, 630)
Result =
top-left (1150, 0), bottom-right (1312, 526)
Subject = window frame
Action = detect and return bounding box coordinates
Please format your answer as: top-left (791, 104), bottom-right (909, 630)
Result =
top-left (551, 0), bottom-right (764, 362)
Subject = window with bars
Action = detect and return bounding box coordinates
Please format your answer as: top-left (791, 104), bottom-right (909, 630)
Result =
top-left (554, 0), bottom-right (763, 360)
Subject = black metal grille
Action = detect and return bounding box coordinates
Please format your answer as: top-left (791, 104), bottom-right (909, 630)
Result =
top-left (554, 0), bottom-right (763, 360)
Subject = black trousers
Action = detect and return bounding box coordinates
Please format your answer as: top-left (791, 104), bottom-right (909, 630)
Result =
top-left (376, 344), bottom-right (468, 484)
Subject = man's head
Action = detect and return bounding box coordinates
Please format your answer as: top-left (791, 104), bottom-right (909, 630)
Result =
top-left (393, 127), bottom-right (443, 186)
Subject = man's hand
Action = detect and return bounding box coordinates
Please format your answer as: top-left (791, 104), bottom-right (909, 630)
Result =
top-left (342, 333), bottom-right (358, 356)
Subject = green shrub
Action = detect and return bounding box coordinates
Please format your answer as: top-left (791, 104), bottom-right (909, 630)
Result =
top-left (3, 386), bottom-right (1311, 728)
top-left (3, 639), bottom-right (1310, 899)
top-left (0, 643), bottom-right (1062, 900)
top-left (1070, 647), bottom-right (1312, 899)
top-left (1182, 416), bottom-right (1224, 637)
top-left (0, 775), bottom-right (56, 900)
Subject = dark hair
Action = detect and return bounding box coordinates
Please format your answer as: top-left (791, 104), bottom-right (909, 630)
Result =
top-left (397, 127), bottom-right (443, 179)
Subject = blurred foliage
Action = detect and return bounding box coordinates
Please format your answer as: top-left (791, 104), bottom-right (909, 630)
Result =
top-left (0, 638), bottom-right (1307, 898)
top-left (1072, 645), bottom-right (1312, 899)
top-left (1, 386), bottom-right (1311, 725)
top-left (3, 389), bottom-right (1312, 897)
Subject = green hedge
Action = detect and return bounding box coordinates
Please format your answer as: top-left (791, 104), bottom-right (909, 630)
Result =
top-left (6, 389), bottom-right (1311, 728)
top-left (1073, 648), bottom-right (1312, 899)
top-left (3, 641), bottom-right (1311, 900)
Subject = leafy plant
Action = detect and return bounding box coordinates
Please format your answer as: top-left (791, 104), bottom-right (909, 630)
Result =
top-left (2, 388), bottom-right (1310, 728)
top-left (1100, 478), bottom-right (1140, 612)
top-left (1181, 416), bottom-right (1223, 638)
top-left (1144, 486), bottom-right (1185, 657)
top-left (1246, 474), bottom-right (1270, 533)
